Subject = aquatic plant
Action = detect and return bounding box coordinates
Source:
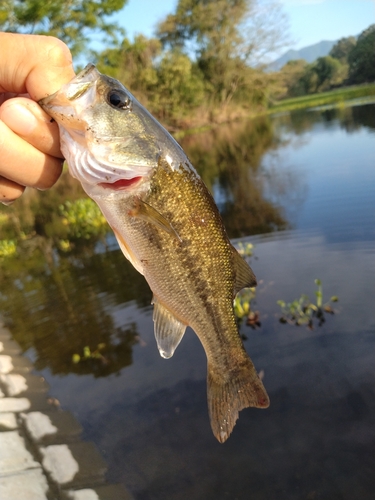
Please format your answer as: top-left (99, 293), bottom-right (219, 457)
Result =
top-left (0, 239), bottom-right (17, 259)
top-left (72, 343), bottom-right (107, 364)
top-left (59, 198), bottom-right (108, 241)
top-left (237, 242), bottom-right (254, 258)
top-left (234, 286), bottom-right (260, 331)
top-left (277, 279), bottom-right (338, 328)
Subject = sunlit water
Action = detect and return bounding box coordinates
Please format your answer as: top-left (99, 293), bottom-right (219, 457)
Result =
top-left (1, 103), bottom-right (374, 499)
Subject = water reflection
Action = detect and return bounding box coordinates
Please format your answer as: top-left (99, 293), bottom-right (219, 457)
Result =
top-left (0, 103), bottom-right (374, 499)
top-left (180, 116), bottom-right (292, 236)
top-left (1, 247), bottom-right (150, 376)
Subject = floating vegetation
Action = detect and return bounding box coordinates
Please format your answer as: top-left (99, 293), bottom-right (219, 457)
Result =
top-left (277, 279), bottom-right (338, 328)
top-left (237, 242), bottom-right (254, 258)
top-left (72, 343), bottom-right (108, 364)
top-left (234, 287), bottom-right (260, 332)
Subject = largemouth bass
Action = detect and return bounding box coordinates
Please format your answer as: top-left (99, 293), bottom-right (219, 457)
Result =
top-left (39, 64), bottom-right (269, 442)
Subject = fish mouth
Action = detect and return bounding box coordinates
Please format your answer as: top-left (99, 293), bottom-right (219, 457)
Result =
top-left (98, 177), bottom-right (143, 190)
top-left (39, 64), bottom-right (99, 118)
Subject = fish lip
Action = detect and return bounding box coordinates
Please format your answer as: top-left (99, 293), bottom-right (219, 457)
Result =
top-left (38, 63), bottom-right (99, 108)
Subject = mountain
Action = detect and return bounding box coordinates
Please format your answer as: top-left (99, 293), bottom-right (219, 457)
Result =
top-left (270, 40), bottom-right (337, 71)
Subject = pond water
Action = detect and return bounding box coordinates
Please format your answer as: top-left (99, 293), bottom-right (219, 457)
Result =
top-left (1, 103), bottom-right (374, 499)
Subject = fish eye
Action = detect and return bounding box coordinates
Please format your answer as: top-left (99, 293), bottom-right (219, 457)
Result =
top-left (107, 90), bottom-right (131, 110)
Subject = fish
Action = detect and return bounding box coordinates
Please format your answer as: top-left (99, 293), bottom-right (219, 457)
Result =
top-left (39, 64), bottom-right (269, 443)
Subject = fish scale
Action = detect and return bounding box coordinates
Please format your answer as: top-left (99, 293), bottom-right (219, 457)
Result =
top-left (39, 64), bottom-right (269, 443)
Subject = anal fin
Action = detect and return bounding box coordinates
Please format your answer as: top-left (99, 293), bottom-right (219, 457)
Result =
top-left (152, 296), bottom-right (187, 359)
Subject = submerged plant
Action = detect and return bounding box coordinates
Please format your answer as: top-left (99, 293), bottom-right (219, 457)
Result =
top-left (72, 343), bottom-right (107, 364)
top-left (277, 279), bottom-right (338, 328)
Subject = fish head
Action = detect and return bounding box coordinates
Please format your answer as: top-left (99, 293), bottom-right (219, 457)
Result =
top-left (39, 64), bottom-right (187, 197)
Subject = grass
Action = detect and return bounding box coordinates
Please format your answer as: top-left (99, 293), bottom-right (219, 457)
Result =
top-left (268, 83), bottom-right (375, 114)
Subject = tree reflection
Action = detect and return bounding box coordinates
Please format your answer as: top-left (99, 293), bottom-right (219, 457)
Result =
top-left (0, 245), bottom-right (150, 377)
top-left (181, 116), bottom-right (290, 236)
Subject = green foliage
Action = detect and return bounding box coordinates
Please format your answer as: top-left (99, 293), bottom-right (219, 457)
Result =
top-left (329, 36), bottom-right (356, 64)
top-left (277, 279), bottom-right (339, 328)
top-left (0, 0), bottom-right (127, 56)
top-left (156, 0), bottom-right (289, 108)
top-left (151, 50), bottom-right (205, 119)
top-left (348, 25), bottom-right (375, 84)
top-left (269, 83), bottom-right (375, 114)
top-left (59, 198), bottom-right (108, 241)
top-left (0, 239), bottom-right (17, 259)
top-left (285, 56), bottom-right (346, 97)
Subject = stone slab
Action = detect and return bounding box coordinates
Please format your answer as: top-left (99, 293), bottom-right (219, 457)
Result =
top-left (40, 442), bottom-right (107, 489)
top-left (0, 412), bottom-right (18, 431)
top-left (0, 338), bottom-right (22, 355)
top-left (62, 484), bottom-right (135, 500)
top-left (0, 354), bottom-right (33, 373)
top-left (0, 372), bottom-right (49, 397)
top-left (0, 468), bottom-right (50, 500)
top-left (0, 397), bottom-right (31, 413)
top-left (0, 324), bottom-right (11, 341)
top-left (22, 410), bottom-right (82, 445)
top-left (0, 430), bottom-right (40, 475)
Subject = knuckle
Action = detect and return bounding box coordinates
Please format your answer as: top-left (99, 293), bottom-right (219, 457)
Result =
top-left (43, 36), bottom-right (73, 68)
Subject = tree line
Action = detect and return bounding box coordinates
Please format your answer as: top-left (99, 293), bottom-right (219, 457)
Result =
top-left (1, 0), bottom-right (374, 128)
top-left (275, 25), bottom-right (375, 99)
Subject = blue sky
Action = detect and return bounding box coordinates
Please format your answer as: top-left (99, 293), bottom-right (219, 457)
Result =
top-left (117, 0), bottom-right (375, 55)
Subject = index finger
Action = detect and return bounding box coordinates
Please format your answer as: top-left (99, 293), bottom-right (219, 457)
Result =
top-left (0, 33), bottom-right (75, 100)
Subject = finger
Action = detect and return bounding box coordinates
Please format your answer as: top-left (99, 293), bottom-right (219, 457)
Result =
top-left (0, 33), bottom-right (75, 100)
top-left (0, 121), bottom-right (64, 190)
top-left (0, 97), bottom-right (63, 158)
top-left (0, 176), bottom-right (25, 205)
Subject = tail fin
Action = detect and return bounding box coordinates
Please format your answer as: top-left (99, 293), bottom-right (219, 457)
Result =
top-left (207, 358), bottom-right (269, 443)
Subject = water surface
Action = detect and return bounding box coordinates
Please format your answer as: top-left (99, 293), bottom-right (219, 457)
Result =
top-left (1, 103), bottom-right (374, 499)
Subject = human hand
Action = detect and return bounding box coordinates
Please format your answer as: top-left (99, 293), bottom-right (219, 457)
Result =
top-left (0, 33), bottom-right (75, 205)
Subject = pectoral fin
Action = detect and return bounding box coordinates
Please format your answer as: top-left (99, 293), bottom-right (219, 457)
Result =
top-left (152, 297), bottom-right (187, 359)
top-left (232, 246), bottom-right (257, 296)
top-left (131, 200), bottom-right (182, 242)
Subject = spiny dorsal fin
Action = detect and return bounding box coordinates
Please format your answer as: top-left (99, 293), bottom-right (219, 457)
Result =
top-left (131, 200), bottom-right (182, 242)
top-left (232, 245), bottom-right (257, 296)
top-left (152, 296), bottom-right (187, 359)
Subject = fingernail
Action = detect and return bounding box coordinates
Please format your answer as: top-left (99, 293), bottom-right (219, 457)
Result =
top-left (1, 102), bottom-right (38, 136)
top-left (1, 199), bottom-right (15, 206)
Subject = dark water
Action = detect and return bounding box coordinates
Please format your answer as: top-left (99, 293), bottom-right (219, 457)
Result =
top-left (1, 103), bottom-right (375, 499)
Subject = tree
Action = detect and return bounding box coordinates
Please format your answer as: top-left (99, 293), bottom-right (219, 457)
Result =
top-left (156, 0), bottom-right (289, 105)
top-left (152, 50), bottom-right (205, 119)
top-left (276, 59), bottom-right (308, 98)
top-left (329, 36), bottom-right (356, 64)
top-left (0, 0), bottom-right (128, 56)
top-left (313, 56), bottom-right (344, 91)
top-left (348, 24), bottom-right (375, 84)
top-left (96, 35), bottom-right (161, 101)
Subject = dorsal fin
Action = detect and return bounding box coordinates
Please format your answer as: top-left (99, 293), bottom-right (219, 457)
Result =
top-left (232, 246), bottom-right (257, 296)
top-left (152, 296), bottom-right (187, 359)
